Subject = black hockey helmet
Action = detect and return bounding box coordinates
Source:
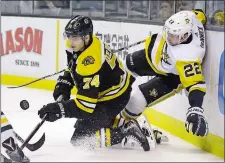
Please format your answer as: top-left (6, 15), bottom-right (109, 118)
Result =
top-left (64, 15), bottom-right (93, 38)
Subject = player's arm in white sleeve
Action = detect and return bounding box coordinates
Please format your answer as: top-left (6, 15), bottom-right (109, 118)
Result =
top-left (1, 111), bottom-right (30, 162)
top-left (175, 59), bottom-right (208, 137)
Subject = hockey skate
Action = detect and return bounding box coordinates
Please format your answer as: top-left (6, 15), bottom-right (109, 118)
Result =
top-left (121, 119), bottom-right (150, 151)
top-left (153, 128), bottom-right (169, 144)
top-left (137, 114), bottom-right (169, 148)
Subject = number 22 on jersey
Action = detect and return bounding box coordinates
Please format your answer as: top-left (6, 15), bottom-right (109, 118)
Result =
top-left (184, 62), bottom-right (201, 77)
top-left (176, 60), bottom-right (204, 87)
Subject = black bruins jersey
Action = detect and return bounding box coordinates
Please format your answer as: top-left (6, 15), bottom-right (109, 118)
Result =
top-left (64, 35), bottom-right (134, 115)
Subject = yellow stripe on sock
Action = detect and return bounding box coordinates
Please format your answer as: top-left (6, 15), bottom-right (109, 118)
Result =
top-left (105, 128), bottom-right (111, 147)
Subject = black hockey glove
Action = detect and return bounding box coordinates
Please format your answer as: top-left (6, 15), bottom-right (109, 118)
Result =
top-left (53, 74), bottom-right (74, 101)
top-left (185, 106), bottom-right (208, 137)
top-left (38, 102), bottom-right (67, 122)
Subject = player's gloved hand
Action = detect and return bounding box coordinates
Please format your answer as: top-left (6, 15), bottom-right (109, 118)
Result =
top-left (185, 106), bottom-right (208, 136)
top-left (38, 102), bottom-right (66, 122)
top-left (53, 74), bottom-right (74, 101)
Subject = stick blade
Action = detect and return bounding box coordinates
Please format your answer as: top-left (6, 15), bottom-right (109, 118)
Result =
top-left (26, 133), bottom-right (45, 151)
top-left (7, 85), bottom-right (24, 89)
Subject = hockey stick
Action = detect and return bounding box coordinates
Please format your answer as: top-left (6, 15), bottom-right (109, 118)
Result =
top-left (7, 39), bottom-right (146, 89)
top-left (14, 131), bottom-right (45, 151)
top-left (20, 114), bottom-right (47, 150)
top-left (7, 69), bottom-right (66, 89)
top-left (112, 39), bottom-right (146, 53)
top-left (19, 95), bottom-right (63, 150)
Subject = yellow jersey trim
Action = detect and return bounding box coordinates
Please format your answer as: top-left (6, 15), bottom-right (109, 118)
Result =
top-left (74, 98), bottom-right (94, 113)
top-left (145, 36), bottom-right (167, 76)
top-left (98, 73), bottom-right (131, 102)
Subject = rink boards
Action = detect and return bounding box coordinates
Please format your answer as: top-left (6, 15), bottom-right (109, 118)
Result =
top-left (1, 16), bottom-right (224, 158)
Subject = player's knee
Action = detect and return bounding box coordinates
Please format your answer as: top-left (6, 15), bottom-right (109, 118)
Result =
top-left (138, 77), bottom-right (164, 104)
top-left (126, 87), bottom-right (147, 115)
top-left (138, 76), bottom-right (179, 105)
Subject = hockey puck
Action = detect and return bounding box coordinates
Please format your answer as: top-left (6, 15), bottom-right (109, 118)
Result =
top-left (20, 100), bottom-right (29, 110)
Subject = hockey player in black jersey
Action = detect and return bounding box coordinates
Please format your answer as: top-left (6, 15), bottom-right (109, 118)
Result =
top-left (37, 15), bottom-right (150, 151)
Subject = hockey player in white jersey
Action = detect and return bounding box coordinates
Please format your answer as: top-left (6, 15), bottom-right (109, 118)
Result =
top-left (115, 9), bottom-right (208, 139)
top-left (1, 111), bottom-right (30, 162)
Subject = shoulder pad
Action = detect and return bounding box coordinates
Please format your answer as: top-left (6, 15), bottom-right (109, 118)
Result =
top-left (76, 37), bottom-right (103, 76)
top-left (145, 34), bottom-right (158, 50)
top-left (76, 55), bottom-right (102, 76)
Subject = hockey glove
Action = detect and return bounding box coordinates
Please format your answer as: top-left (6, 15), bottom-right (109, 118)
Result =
top-left (185, 106), bottom-right (208, 137)
top-left (38, 102), bottom-right (66, 122)
top-left (53, 75), bottom-right (74, 101)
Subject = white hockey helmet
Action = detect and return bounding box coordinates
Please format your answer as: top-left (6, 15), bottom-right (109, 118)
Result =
top-left (163, 11), bottom-right (194, 46)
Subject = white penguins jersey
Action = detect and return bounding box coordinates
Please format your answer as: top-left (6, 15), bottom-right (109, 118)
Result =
top-left (160, 15), bottom-right (205, 76)
top-left (144, 11), bottom-right (206, 90)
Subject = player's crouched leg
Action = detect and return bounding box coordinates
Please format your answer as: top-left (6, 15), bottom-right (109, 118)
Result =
top-left (1, 111), bottom-right (30, 162)
top-left (71, 119), bottom-right (150, 151)
top-left (70, 89), bottom-right (149, 151)
top-left (112, 83), bottom-right (170, 148)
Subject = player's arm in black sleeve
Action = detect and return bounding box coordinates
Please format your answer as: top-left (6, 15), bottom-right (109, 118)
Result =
top-left (53, 48), bottom-right (75, 101)
top-left (186, 81), bottom-right (206, 107)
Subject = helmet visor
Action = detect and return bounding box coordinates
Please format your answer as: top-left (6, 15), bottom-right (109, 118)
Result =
top-left (63, 32), bottom-right (81, 39)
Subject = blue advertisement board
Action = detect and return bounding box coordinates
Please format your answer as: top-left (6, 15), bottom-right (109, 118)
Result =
top-left (218, 51), bottom-right (224, 115)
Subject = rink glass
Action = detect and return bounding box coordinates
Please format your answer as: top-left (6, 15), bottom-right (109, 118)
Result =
top-left (1, 1), bottom-right (224, 31)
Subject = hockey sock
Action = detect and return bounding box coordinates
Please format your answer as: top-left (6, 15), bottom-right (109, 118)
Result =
top-left (112, 109), bottom-right (141, 128)
top-left (95, 127), bottom-right (124, 148)
top-left (71, 127), bottom-right (124, 148)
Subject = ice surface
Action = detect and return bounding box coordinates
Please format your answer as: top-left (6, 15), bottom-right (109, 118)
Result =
top-left (1, 85), bottom-right (223, 162)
